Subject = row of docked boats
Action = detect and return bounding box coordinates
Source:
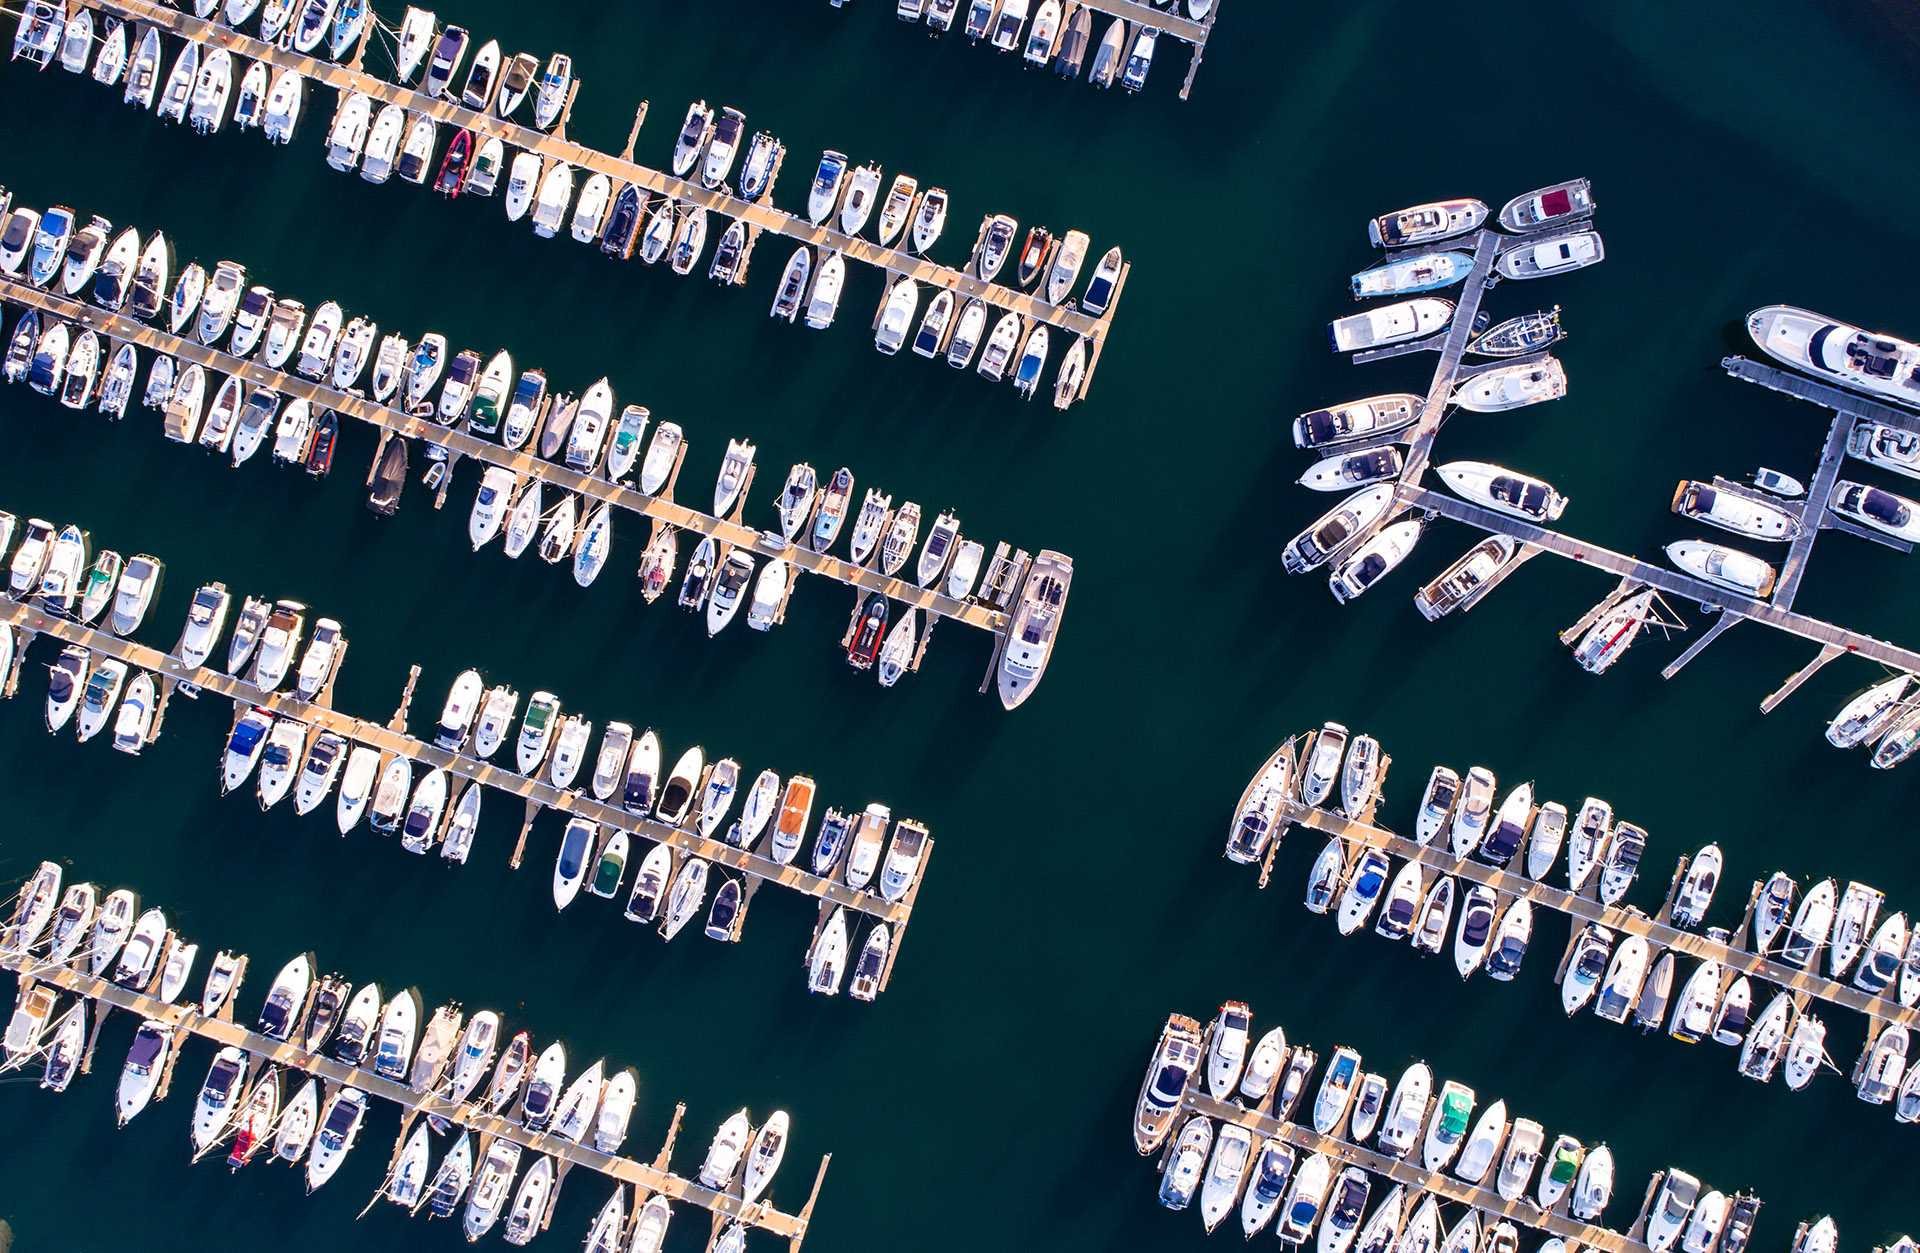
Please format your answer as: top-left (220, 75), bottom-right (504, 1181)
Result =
top-left (1222, 726), bottom-right (1920, 1120)
top-left (16, 3), bottom-right (1125, 408)
top-left (1137, 1005), bottom-right (1772, 1253)
top-left (886, 0), bottom-right (1183, 95)
top-left (208, 661), bottom-right (924, 992)
top-left (1, 864), bottom-right (795, 1251)
top-left (0, 190), bottom-right (1069, 698)
top-left (0, 521), bottom-right (925, 994)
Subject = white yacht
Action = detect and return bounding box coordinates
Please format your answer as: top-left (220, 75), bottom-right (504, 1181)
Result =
top-left (1829, 479), bottom-right (1920, 542)
top-left (1437, 461), bottom-right (1569, 522)
top-left (1451, 358), bottom-right (1567, 411)
top-left (1748, 305), bottom-right (1920, 410)
top-left (1665, 540), bottom-right (1776, 597)
top-left (1328, 298), bottom-right (1452, 352)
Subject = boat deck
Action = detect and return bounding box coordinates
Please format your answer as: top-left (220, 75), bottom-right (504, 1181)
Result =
top-left (1269, 794), bottom-right (1917, 1030)
top-left (0, 280), bottom-right (1023, 662)
top-left (0, 597), bottom-right (927, 993)
top-left (2, 952), bottom-right (825, 1247)
top-left (79, 0), bottom-right (1129, 402)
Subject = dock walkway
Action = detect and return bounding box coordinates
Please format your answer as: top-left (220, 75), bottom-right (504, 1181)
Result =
top-left (1400, 485), bottom-right (1920, 675)
top-left (2, 951), bottom-right (823, 1247)
top-left (0, 597), bottom-right (921, 938)
top-left (1272, 798), bottom-right (1917, 1030)
top-left (0, 278), bottom-right (1011, 645)
top-left (84, 0), bottom-right (1127, 400)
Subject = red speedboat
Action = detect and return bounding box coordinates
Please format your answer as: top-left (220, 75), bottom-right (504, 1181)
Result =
top-left (847, 594), bottom-right (889, 670)
top-left (434, 128), bottom-right (475, 197)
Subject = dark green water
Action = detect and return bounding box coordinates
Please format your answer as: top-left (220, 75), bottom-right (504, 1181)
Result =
top-left (3, 0), bottom-right (1920, 1248)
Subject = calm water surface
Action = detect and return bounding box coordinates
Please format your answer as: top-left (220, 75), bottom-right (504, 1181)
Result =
top-left (2, 1), bottom-right (1920, 1249)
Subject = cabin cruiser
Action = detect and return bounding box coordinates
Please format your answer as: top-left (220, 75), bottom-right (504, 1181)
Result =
top-left (1158, 1116), bottom-right (1212, 1211)
top-left (1438, 461), bottom-right (1568, 522)
top-left (1666, 540), bottom-right (1776, 598)
top-left (1830, 479), bottom-right (1920, 542)
top-left (996, 550), bottom-right (1072, 709)
top-left (1414, 535), bottom-right (1518, 621)
top-left (1329, 299), bottom-right (1452, 352)
top-left (1747, 305), bottom-right (1920, 410)
top-left (1671, 844), bottom-right (1723, 930)
top-left (1369, 198), bottom-right (1487, 247)
top-left (1329, 519), bottom-right (1422, 603)
top-left (1452, 358), bottom-right (1568, 411)
top-left (1298, 446), bottom-right (1404, 493)
top-left (1498, 179), bottom-right (1595, 232)
top-left (1498, 230), bottom-right (1605, 279)
top-left (1292, 393), bottom-right (1420, 450)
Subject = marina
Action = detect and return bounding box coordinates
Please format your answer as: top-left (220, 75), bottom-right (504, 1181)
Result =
top-left (1282, 186), bottom-right (1920, 746)
top-left (27, 0), bottom-right (1130, 406)
top-left (1137, 1004), bottom-right (1812, 1253)
top-left (0, 261), bottom-right (1076, 707)
top-left (0, 872), bottom-right (828, 1248)
top-left (0, 575), bottom-right (926, 998)
top-left (1225, 728), bottom-right (1920, 1118)
top-left (863, 0), bottom-right (1221, 102)
top-left (7, 1), bottom-right (1920, 1250)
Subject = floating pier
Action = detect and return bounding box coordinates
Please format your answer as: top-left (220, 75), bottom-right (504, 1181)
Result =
top-left (0, 595), bottom-right (926, 998)
top-left (70, 0), bottom-right (1129, 403)
top-left (0, 276), bottom-right (1044, 697)
top-left (1, 948), bottom-right (826, 1248)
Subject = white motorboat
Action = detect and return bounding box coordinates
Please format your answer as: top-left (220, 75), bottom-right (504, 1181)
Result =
top-left (1451, 357), bottom-right (1568, 411)
top-left (1748, 305), bottom-right (1920, 410)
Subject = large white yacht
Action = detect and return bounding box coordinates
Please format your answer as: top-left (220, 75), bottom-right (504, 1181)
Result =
top-left (997, 551), bottom-right (1072, 710)
top-left (1748, 305), bottom-right (1920, 410)
top-left (1437, 461), bottom-right (1569, 522)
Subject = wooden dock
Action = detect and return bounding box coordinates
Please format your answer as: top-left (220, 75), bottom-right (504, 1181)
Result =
top-left (1270, 797), bottom-right (1918, 1030)
top-left (76, 0), bottom-right (1129, 402)
top-left (1394, 229), bottom-right (1505, 489)
top-left (1169, 1040), bottom-right (1647, 1253)
top-left (1, 951), bottom-right (826, 1247)
top-left (1399, 485), bottom-right (1920, 679)
top-left (0, 279), bottom-right (1019, 647)
top-left (0, 598), bottom-right (924, 940)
